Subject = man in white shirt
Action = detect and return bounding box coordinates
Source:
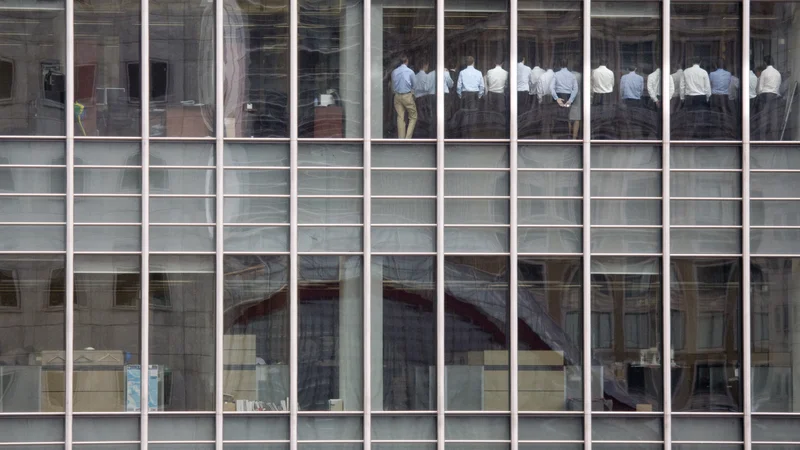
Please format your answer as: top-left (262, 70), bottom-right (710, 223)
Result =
top-left (485, 57), bottom-right (509, 116)
top-left (530, 63), bottom-right (545, 95)
top-left (591, 62), bottom-right (614, 138)
top-left (517, 56), bottom-right (533, 112)
top-left (757, 55), bottom-right (782, 140)
top-left (534, 67), bottom-right (555, 138)
top-left (670, 65), bottom-right (684, 122)
top-left (680, 57), bottom-right (711, 138)
top-left (414, 60), bottom-right (435, 138)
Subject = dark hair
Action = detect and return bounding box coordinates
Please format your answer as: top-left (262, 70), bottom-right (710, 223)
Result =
top-left (716, 59), bottom-right (726, 71)
top-left (399, 54), bottom-right (409, 64)
top-left (628, 66), bottom-right (637, 72)
top-left (519, 56), bottom-right (526, 64)
top-left (466, 56), bottom-right (475, 66)
top-left (559, 58), bottom-right (569, 69)
top-left (764, 55), bottom-right (773, 66)
top-left (495, 56), bottom-right (504, 66)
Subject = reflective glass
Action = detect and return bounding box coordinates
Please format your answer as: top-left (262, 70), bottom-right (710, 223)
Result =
top-left (149, 255), bottom-right (215, 411)
top-left (372, 0), bottom-right (436, 139)
top-left (445, 0), bottom-right (510, 138)
top-left (298, 0), bottom-right (363, 138)
top-left (372, 416), bottom-right (436, 440)
top-left (518, 1), bottom-right (582, 140)
top-left (671, 258), bottom-right (741, 412)
top-left (149, 0), bottom-right (215, 137)
top-left (223, 255), bottom-right (289, 410)
top-left (74, 1), bottom-right (140, 136)
top-left (223, 416), bottom-right (289, 441)
top-left (225, 0), bottom-right (289, 137)
top-left (518, 258), bottom-right (582, 411)
top-left (0, 2), bottom-right (66, 135)
top-left (592, 416), bottom-right (663, 441)
top-left (591, 1), bottom-right (662, 139)
top-left (0, 255), bottom-right (65, 412)
top-left (74, 255), bottom-right (140, 412)
top-left (591, 257), bottom-right (662, 411)
top-left (73, 416), bottom-right (139, 442)
top-left (446, 415), bottom-right (510, 440)
top-left (671, 2), bottom-right (742, 140)
top-left (372, 256), bottom-right (436, 411)
top-left (0, 417), bottom-right (64, 442)
top-left (445, 256), bottom-right (509, 411)
top-left (298, 255), bottom-right (363, 411)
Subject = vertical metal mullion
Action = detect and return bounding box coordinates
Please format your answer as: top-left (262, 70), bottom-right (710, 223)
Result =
top-left (662, 1), bottom-right (672, 449)
top-left (140, 0), bottom-right (150, 445)
top-left (362, 0), bottom-right (372, 445)
top-left (289, 0), bottom-right (299, 447)
top-left (435, 0), bottom-right (445, 446)
top-left (508, 0), bottom-right (519, 448)
top-left (742, 0), bottom-right (752, 448)
top-left (214, 0), bottom-right (225, 447)
top-left (582, 0), bottom-right (592, 448)
top-left (65, 0), bottom-right (75, 447)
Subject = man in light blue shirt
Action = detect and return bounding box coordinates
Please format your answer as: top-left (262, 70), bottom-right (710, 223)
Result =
top-left (457, 56), bottom-right (484, 110)
top-left (709, 59), bottom-right (733, 139)
top-left (619, 66), bottom-right (644, 139)
top-left (391, 55), bottom-right (417, 139)
top-left (619, 67), bottom-right (644, 101)
top-left (415, 61), bottom-right (433, 98)
top-left (549, 59), bottom-right (578, 138)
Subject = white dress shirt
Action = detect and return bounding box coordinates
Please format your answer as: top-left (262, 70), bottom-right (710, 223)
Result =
top-left (757, 65), bottom-right (781, 95)
top-left (749, 70), bottom-right (758, 99)
top-left (728, 76), bottom-right (740, 101)
top-left (529, 66), bottom-right (545, 94)
top-left (680, 64), bottom-right (711, 99)
top-left (647, 68), bottom-right (661, 101)
top-left (517, 62), bottom-right (532, 92)
top-left (670, 69), bottom-right (683, 99)
top-left (535, 69), bottom-right (554, 100)
top-left (591, 65), bottom-right (614, 94)
top-left (485, 65), bottom-right (509, 94)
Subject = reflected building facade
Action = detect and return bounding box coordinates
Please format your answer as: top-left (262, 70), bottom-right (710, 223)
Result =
top-left (1, 0), bottom-right (800, 449)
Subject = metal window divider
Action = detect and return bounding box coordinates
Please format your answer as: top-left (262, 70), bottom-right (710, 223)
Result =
top-left (65, 0), bottom-right (75, 447)
top-left (662, 0), bottom-right (673, 448)
top-left (742, 0), bottom-right (753, 448)
top-left (289, 0), bottom-right (300, 447)
top-left (363, 0), bottom-right (372, 444)
top-left (582, 0), bottom-right (592, 448)
top-left (435, 0), bottom-right (445, 446)
top-left (140, 0), bottom-right (151, 445)
top-left (509, 0), bottom-right (519, 448)
top-left (215, 0), bottom-right (225, 447)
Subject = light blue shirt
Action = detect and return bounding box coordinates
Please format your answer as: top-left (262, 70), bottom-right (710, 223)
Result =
top-left (391, 64), bottom-right (415, 94)
top-left (457, 65), bottom-right (484, 98)
top-left (550, 68), bottom-right (578, 103)
top-left (443, 70), bottom-right (454, 94)
top-left (710, 68), bottom-right (732, 95)
top-left (414, 70), bottom-right (432, 97)
top-left (620, 71), bottom-right (644, 100)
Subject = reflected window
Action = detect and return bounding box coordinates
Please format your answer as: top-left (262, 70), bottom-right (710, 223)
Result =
top-left (0, 58), bottom-right (13, 102)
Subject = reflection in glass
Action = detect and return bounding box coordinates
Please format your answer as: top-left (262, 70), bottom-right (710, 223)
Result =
top-left (149, 255), bottom-right (215, 411)
top-left (671, 258), bottom-right (741, 412)
top-left (373, 0), bottom-right (436, 139)
top-left (591, 1), bottom-right (661, 140)
top-left (74, 255), bottom-right (140, 412)
top-left (150, 0), bottom-right (215, 137)
top-left (298, 255), bottom-right (363, 411)
top-left (591, 257), bottom-right (662, 412)
top-left (225, 0), bottom-right (289, 138)
top-left (518, 258), bottom-right (582, 411)
top-left (223, 256), bottom-right (289, 411)
top-left (0, 255), bottom-right (65, 412)
top-left (0, 3), bottom-right (66, 135)
top-left (372, 256), bottom-right (436, 411)
top-left (517, 1), bottom-right (582, 140)
top-left (751, 1), bottom-right (800, 141)
top-left (445, 0), bottom-right (509, 139)
top-left (445, 256), bottom-right (509, 411)
top-left (74, 1), bottom-right (140, 136)
top-left (671, 2), bottom-right (741, 140)
top-left (298, 0), bottom-right (363, 138)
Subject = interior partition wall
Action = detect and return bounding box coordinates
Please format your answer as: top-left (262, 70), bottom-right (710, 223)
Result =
top-left (3, 0), bottom-right (800, 449)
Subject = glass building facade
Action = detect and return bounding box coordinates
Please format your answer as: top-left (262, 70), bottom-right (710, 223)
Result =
top-left (1, 0), bottom-right (800, 448)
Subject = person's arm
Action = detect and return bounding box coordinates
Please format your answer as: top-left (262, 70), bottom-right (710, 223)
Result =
top-left (457, 73), bottom-right (463, 97)
top-left (704, 74), bottom-right (711, 100)
top-left (568, 75), bottom-right (578, 104)
top-left (669, 75), bottom-right (675, 100)
top-left (445, 71), bottom-right (454, 90)
top-left (478, 73), bottom-right (485, 98)
top-left (484, 75), bottom-right (489, 96)
top-left (680, 75), bottom-right (686, 101)
top-left (647, 73), bottom-right (658, 102)
top-left (550, 75), bottom-right (557, 101)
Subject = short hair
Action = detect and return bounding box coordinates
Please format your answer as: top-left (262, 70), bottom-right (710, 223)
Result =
top-left (764, 55), bottom-right (773, 66)
top-left (495, 56), bottom-right (504, 66)
top-left (692, 56), bottom-right (702, 65)
top-left (399, 54), bottom-right (409, 64)
top-left (559, 58), bottom-right (569, 69)
top-left (466, 56), bottom-right (475, 66)
top-left (716, 59), bottom-right (726, 70)
top-left (519, 56), bottom-right (526, 64)
top-left (628, 66), bottom-right (637, 72)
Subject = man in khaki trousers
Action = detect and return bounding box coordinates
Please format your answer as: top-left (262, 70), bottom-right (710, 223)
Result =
top-left (391, 55), bottom-right (417, 139)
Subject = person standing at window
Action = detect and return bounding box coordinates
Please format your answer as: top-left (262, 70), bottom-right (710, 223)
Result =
top-left (415, 60), bottom-right (435, 138)
top-left (709, 60), bottom-right (732, 139)
top-left (485, 56), bottom-right (509, 125)
top-left (591, 62), bottom-right (614, 138)
top-left (550, 59), bottom-right (579, 139)
top-left (756, 55), bottom-right (782, 140)
top-left (457, 55), bottom-right (484, 110)
top-left (680, 57), bottom-right (711, 139)
top-left (391, 55), bottom-right (417, 139)
top-left (535, 66), bottom-right (555, 138)
top-left (517, 56), bottom-right (532, 113)
top-left (619, 66), bottom-right (644, 139)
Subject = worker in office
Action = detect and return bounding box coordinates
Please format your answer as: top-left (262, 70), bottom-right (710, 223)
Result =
top-left (415, 60), bottom-right (435, 138)
top-left (485, 56), bottom-right (509, 114)
top-left (647, 67), bottom-right (674, 138)
top-left (591, 62), bottom-right (614, 138)
top-left (517, 56), bottom-right (533, 112)
top-left (680, 57), bottom-right (711, 139)
top-left (391, 55), bottom-right (417, 139)
top-left (619, 66), bottom-right (644, 139)
top-left (535, 66), bottom-right (555, 137)
top-left (444, 61), bottom-right (456, 122)
top-left (522, 60), bottom-right (546, 136)
top-left (756, 55), bottom-right (782, 140)
top-left (550, 59), bottom-right (579, 139)
top-left (709, 59), bottom-right (733, 139)
top-left (457, 56), bottom-right (485, 110)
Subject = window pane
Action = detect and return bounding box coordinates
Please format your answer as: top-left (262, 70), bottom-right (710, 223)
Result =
top-left (150, 0), bottom-right (215, 137)
top-left (591, 257), bottom-right (662, 411)
top-left (223, 255), bottom-right (289, 410)
top-left (518, 1), bottom-right (582, 140)
top-left (445, 256), bottom-right (509, 411)
top-left (671, 258), bottom-right (741, 412)
top-left (445, 0), bottom-right (510, 139)
top-left (373, 0), bottom-right (436, 139)
top-left (298, 0), bottom-right (363, 138)
top-left (227, 0), bottom-right (289, 137)
top-left (149, 255), bottom-right (215, 411)
top-left (0, 4), bottom-right (66, 135)
top-left (373, 256), bottom-right (436, 411)
top-left (0, 255), bottom-right (65, 412)
top-left (591, 1), bottom-right (662, 140)
top-left (75, 1), bottom-right (140, 136)
top-left (671, 2), bottom-right (742, 140)
top-left (298, 255), bottom-right (363, 411)
top-left (74, 255), bottom-right (141, 412)
top-left (224, 225), bottom-right (289, 252)
top-left (372, 416), bottom-right (436, 440)
top-left (372, 226), bottom-right (436, 253)
top-left (518, 258), bottom-right (582, 411)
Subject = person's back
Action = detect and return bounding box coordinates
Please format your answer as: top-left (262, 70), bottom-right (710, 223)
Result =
top-left (487, 65), bottom-right (508, 93)
top-left (682, 63), bottom-right (710, 98)
top-left (620, 70), bottom-right (643, 100)
top-left (535, 69), bottom-right (554, 99)
top-left (710, 67), bottom-right (732, 95)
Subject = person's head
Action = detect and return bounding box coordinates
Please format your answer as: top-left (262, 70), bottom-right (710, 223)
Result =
top-left (716, 59), bottom-right (726, 71)
top-left (466, 56), bottom-right (475, 66)
top-left (756, 65), bottom-right (766, 75)
top-left (692, 56), bottom-right (702, 66)
top-left (559, 58), bottom-right (569, 70)
top-left (519, 56), bottom-right (526, 64)
top-left (495, 56), bottom-right (504, 67)
top-left (400, 54), bottom-right (409, 65)
top-left (628, 66), bottom-right (637, 72)
top-left (764, 55), bottom-right (773, 66)
top-left (421, 60), bottom-right (429, 71)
